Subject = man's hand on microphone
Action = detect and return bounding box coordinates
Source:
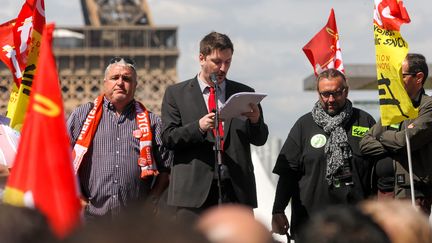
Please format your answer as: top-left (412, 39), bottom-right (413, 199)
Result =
top-left (199, 112), bottom-right (216, 133)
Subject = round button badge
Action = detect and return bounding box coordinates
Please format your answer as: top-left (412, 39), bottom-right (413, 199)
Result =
top-left (133, 129), bottom-right (143, 138)
top-left (310, 134), bottom-right (327, 148)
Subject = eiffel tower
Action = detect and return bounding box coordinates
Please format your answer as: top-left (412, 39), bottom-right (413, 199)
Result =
top-left (0, 0), bottom-right (179, 115)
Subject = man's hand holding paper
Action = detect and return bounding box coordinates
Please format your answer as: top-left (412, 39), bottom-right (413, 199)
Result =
top-left (241, 103), bottom-right (260, 123)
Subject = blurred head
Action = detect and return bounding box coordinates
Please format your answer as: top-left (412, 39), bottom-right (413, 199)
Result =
top-left (360, 199), bottom-right (432, 243)
top-left (199, 32), bottom-right (234, 86)
top-left (316, 69), bottom-right (349, 116)
top-left (297, 205), bottom-right (390, 243)
top-left (197, 205), bottom-right (273, 243)
top-left (402, 53), bottom-right (428, 99)
top-left (0, 204), bottom-right (57, 243)
top-left (103, 57), bottom-right (137, 107)
top-left (65, 203), bottom-right (209, 243)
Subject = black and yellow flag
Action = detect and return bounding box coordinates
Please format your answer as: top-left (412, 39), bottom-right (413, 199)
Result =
top-left (373, 0), bottom-right (417, 126)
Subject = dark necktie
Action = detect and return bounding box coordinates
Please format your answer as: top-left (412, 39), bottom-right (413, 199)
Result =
top-left (208, 86), bottom-right (224, 149)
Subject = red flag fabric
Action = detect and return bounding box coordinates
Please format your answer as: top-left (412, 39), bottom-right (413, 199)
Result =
top-left (0, 19), bottom-right (23, 86)
top-left (6, 0), bottom-right (46, 130)
top-left (3, 23), bottom-right (81, 238)
top-left (373, 0), bottom-right (410, 31)
top-left (13, 0), bottom-right (45, 68)
top-left (0, 0), bottom-right (45, 88)
top-left (302, 8), bottom-right (344, 76)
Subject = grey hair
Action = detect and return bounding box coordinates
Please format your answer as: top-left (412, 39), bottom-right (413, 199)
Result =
top-left (104, 59), bottom-right (137, 79)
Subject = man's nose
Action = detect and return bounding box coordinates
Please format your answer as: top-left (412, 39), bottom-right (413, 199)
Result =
top-left (116, 77), bottom-right (125, 85)
top-left (220, 63), bottom-right (229, 73)
top-left (327, 95), bottom-right (336, 102)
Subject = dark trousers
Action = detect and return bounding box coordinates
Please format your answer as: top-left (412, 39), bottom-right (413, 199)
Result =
top-left (175, 179), bottom-right (238, 224)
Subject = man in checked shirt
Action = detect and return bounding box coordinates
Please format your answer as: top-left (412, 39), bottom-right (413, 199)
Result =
top-left (67, 57), bottom-right (172, 220)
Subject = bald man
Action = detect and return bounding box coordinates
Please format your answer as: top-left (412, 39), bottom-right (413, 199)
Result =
top-left (197, 205), bottom-right (273, 243)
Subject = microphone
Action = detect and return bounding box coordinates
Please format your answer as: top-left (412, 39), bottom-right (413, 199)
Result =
top-left (210, 73), bottom-right (218, 84)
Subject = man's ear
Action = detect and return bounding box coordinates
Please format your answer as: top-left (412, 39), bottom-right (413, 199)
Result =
top-left (416, 72), bottom-right (425, 85)
top-left (199, 53), bottom-right (205, 62)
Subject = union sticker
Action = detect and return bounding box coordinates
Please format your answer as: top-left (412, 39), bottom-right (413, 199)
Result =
top-left (133, 129), bottom-right (143, 138)
top-left (352, 126), bottom-right (369, 137)
top-left (310, 134), bottom-right (326, 148)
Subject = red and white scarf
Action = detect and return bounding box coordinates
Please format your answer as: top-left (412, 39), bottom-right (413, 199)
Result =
top-left (72, 95), bottom-right (158, 178)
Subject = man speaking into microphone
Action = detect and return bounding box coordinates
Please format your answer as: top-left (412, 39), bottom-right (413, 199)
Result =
top-left (161, 31), bottom-right (268, 222)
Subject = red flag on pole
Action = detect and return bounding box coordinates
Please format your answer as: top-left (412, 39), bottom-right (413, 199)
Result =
top-left (13, 0), bottom-right (46, 69)
top-left (3, 23), bottom-right (81, 238)
top-left (4, 0), bottom-right (46, 130)
top-left (373, 0), bottom-right (410, 31)
top-left (0, 19), bottom-right (23, 87)
top-left (302, 8), bottom-right (344, 75)
top-left (0, 0), bottom-right (44, 89)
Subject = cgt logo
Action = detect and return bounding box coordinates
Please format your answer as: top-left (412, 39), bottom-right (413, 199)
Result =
top-left (352, 126), bottom-right (369, 138)
top-left (33, 93), bottom-right (60, 117)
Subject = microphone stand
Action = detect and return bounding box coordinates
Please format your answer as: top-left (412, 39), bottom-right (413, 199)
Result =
top-left (210, 73), bottom-right (224, 205)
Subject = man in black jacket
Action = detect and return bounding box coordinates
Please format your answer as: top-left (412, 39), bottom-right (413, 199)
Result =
top-left (272, 69), bottom-right (376, 238)
top-left (161, 32), bottom-right (268, 222)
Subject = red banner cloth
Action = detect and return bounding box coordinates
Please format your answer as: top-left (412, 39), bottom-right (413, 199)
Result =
top-left (302, 8), bottom-right (344, 76)
top-left (4, 23), bottom-right (81, 238)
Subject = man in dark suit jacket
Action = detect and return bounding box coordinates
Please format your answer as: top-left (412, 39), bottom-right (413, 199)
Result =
top-left (161, 31), bottom-right (268, 221)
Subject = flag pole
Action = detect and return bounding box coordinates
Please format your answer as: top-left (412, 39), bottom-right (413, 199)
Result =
top-left (404, 122), bottom-right (416, 208)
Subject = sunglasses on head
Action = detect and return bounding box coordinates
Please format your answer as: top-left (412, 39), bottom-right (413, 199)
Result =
top-left (109, 57), bottom-right (136, 67)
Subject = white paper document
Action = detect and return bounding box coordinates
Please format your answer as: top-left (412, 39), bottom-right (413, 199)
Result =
top-left (219, 92), bottom-right (267, 120)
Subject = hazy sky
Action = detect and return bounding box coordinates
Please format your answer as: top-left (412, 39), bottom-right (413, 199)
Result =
top-left (1, 0), bottom-right (431, 140)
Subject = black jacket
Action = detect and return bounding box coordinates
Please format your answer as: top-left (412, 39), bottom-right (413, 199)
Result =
top-left (161, 77), bottom-right (268, 208)
top-left (273, 107), bottom-right (375, 234)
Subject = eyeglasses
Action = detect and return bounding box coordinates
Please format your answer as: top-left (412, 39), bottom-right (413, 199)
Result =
top-left (319, 88), bottom-right (346, 99)
top-left (109, 57), bottom-right (136, 69)
top-left (402, 72), bottom-right (417, 77)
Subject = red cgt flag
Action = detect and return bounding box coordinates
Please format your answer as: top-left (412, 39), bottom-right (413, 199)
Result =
top-left (3, 23), bottom-right (81, 238)
top-left (0, 19), bottom-right (23, 86)
top-left (302, 8), bottom-right (344, 76)
top-left (0, 0), bottom-right (45, 88)
top-left (13, 0), bottom-right (46, 71)
top-left (373, 0), bottom-right (410, 31)
top-left (7, 0), bottom-right (46, 130)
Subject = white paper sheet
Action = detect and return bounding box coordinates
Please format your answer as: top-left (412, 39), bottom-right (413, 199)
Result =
top-left (219, 92), bottom-right (267, 120)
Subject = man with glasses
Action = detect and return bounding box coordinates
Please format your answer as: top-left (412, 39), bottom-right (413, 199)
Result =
top-left (360, 53), bottom-right (432, 215)
top-left (67, 57), bottom-right (172, 219)
top-left (271, 69), bottom-right (376, 239)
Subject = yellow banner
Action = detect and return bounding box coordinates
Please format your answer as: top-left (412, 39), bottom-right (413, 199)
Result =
top-left (6, 30), bottom-right (42, 131)
top-left (374, 23), bottom-right (417, 126)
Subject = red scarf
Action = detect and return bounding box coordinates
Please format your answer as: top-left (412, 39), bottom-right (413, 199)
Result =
top-left (72, 95), bottom-right (158, 178)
